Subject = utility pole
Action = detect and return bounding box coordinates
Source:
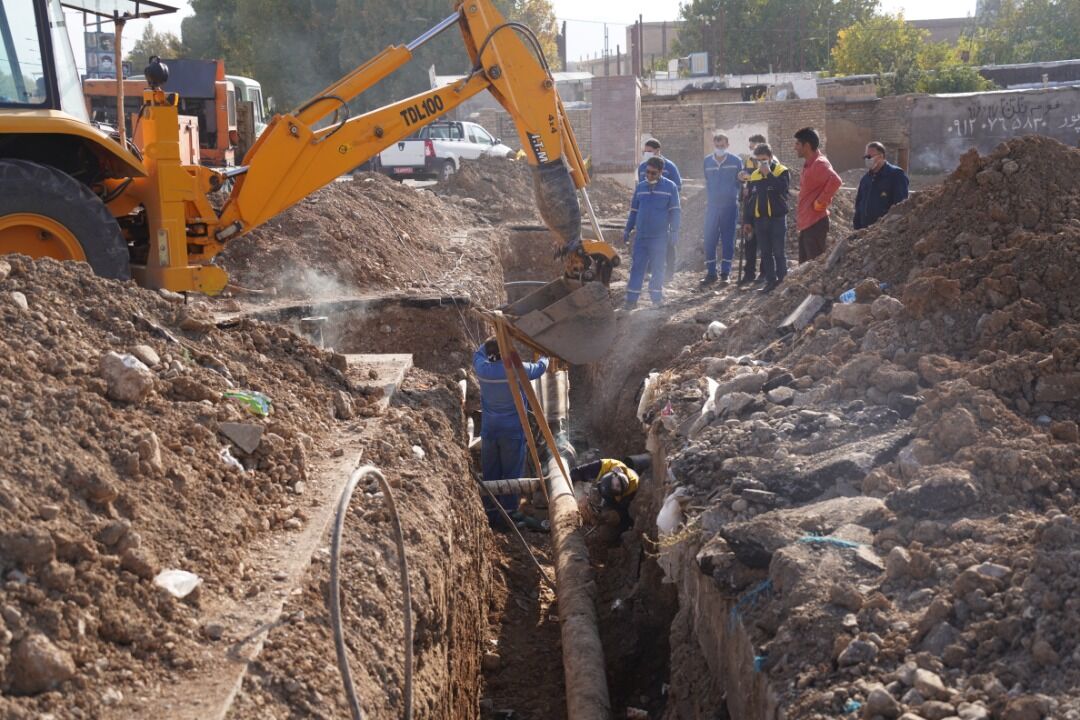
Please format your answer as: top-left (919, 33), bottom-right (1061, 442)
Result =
top-left (604, 23), bottom-right (610, 77)
top-left (617, 44), bottom-right (622, 76)
top-left (638, 15), bottom-right (644, 77)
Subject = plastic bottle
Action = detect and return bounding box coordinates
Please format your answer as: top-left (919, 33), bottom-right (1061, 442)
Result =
top-left (839, 288), bottom-right (857, 304)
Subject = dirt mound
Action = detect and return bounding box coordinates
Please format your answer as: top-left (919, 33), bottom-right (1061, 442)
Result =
top-left (0, 255), bottom-right (381, 715)
top-left (440, 157), bottom-right (631, 221)
top-left (219, 174), bottom-right (500, 303)
top-left (634, 136), bottom-right (1080, 718)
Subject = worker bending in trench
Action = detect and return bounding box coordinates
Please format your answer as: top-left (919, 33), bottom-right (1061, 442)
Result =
top-left (572, 458), bottom-right (640, 532)
top-left (473, 338), bottom-right (549, 527)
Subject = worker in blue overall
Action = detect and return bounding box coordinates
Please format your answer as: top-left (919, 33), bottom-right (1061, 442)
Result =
top-left (473, 338), bottom-right (549, 527)
top-left (622, 156), bottom-right (682, 309)
top-left (701, 131), bottom-right (745, 285)
top-left (638, 138), bottom-right (683, 281)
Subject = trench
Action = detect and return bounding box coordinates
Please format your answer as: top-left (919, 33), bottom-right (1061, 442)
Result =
top-left (231, 225), bottom-right (707, 719)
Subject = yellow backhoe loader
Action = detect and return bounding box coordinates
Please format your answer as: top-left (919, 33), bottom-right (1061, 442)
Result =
top-left (0, 0), bottom-right (617, 364)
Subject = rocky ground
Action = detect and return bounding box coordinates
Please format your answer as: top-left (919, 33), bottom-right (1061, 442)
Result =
top-left (626, 136), bottom-right (1080, 720)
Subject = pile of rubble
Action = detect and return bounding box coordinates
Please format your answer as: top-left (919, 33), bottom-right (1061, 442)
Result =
top-left (0, 256), bottom-right (381, 714)
top-left (644, 136), bottom-right (1080, 719)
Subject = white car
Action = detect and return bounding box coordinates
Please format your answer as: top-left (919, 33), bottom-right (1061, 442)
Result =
top-left (378, 120), bottom-right (515, 181)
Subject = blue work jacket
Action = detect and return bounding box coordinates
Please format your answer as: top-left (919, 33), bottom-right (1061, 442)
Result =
top-left (637, 156), bottom-right (683, 190)
top-left (704, 151), bottom-right (743, 210)
top-left (473, 349), bottom-right (548, 434)
top-left (625, 176), bottom-right (682, 242)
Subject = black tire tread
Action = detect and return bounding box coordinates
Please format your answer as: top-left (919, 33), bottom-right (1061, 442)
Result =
top-left (0, 159), bottom-right (130, 280)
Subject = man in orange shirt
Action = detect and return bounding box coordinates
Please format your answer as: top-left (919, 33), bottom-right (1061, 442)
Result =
top-left (793, 127), bottom-right (843, 262)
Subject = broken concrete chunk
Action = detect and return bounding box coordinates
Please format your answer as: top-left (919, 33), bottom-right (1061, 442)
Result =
top-left (130, 344), bottom-right (160, 368)
top-left (9, 633), bottom-right (75, 695)
top-left (0, 525), bottom-right (56, 567)
top-left (716, 391), bottom-right (756, 417)
top-left (218, 422), bottom-right (264, 454)
top-left (10, 291), bottom-right (28, 311)
top-left (886, 466), bottom-right (979, 516)
top-left (864, 685), bottom-right (901, 718)
top-left (704, 321), bottom-right (728, 340)
top-left (99, 352), bottom-right (155, 404)
top-left (871, 295), bottom-right (905, 320)
top-left (332, 389), bottom-right (355, 420)
top-left (766, 386), bottom-right (796, 405)
top-left (912, 668), bottom-right (950, 700)
top-left (715, 369), bottom-right (769, 397)
top-left (831, 302), bottom-right (873, 329)
top-left (837, 638), bottom-right (878, 666)
top-left (779, 294), bottom-right (827, 333)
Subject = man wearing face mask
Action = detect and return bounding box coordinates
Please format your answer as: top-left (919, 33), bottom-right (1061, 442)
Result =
top-left (736, 134), bottom-right (767, 285)
top-left (638, 138), bottom-right (683, 281)
top-left (743, 143), bottom-right (790, 294)
top-left (853, 141), bottom-right (909, 230)
top-left (701, 131), bottom-right (744, 285)
top-left (622, 156), bottom-right (681, 309)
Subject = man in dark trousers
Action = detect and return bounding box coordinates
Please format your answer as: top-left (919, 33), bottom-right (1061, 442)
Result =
top-left (743, 143), bottom-right (791, 294)
top-left (473, 338), bottom-right (549, 527)
top-left (854, 141), bottom-right (909, 230)
top-left (737, 133), bottom-right (767, 286)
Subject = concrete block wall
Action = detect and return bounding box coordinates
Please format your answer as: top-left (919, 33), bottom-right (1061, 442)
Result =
top-left (590, 76), bottom-right (641, 173)
top-left (642, 99), bottom-right (827, 178)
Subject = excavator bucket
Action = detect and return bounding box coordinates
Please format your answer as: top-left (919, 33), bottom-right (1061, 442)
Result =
top-left (503, 279), bottom-right (615, 365)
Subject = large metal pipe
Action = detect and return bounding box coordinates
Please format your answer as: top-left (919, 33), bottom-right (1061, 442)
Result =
top-left (534, 369), bottom-right (611, 719)
top-left (481, 477), bottom-right (543, 495)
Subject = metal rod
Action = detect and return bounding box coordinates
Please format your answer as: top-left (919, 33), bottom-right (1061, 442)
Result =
top-left (406, 12), bottom-right (462, 52)
top-left (580, 188), bottom-right (605, 244)
top-left (115, 19), bottom-right (126, 148)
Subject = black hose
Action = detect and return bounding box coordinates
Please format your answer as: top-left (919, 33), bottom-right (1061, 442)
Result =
top-left (473, 22), bottom-right (552, 76)
top-left (295, 95), bottom-right (351, 144)
top-left (330, 464), bottom-right (413, 720)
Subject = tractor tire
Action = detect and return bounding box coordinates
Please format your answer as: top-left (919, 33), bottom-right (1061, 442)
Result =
top-left (0, 159), bottom-right (130, 280)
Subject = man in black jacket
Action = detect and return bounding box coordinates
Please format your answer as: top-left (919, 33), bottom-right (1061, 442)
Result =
top-left (742, 143), bottom-right (791, 294)
top-left (854, 141), bottom-right (909, 230)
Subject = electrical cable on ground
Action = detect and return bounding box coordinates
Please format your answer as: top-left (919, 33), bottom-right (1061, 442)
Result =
top-left (329, 464), bottom-right (413, 720)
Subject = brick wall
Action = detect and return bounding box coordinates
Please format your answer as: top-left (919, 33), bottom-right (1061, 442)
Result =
top-left (590, 76), bottom-right (641, 173)
top-left (641, 99), bottom-right (827, 178)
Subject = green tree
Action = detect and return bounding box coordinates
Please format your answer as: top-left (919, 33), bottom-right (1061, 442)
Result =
top-left (974, 0), bottom-right (1080, 65)
top-left (124, 22), bottom-right (183, 65)
top-left (674, 0), bottom-right (879, 74)
top-left (512, 0), bottom-right (561, 70)
top-left (915, 63), bottom-right (996, 93)
top-left (181, 0), bottom-right (557, 113)
top-left (830, 13), bottom-right (926, 77)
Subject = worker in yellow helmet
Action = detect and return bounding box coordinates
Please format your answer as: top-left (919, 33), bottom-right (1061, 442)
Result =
top-left (571, 458), bottom-right (640, 530)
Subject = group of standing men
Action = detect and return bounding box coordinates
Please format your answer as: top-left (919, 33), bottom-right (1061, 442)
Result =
top-left (620, 127), bottom-right (909, 305)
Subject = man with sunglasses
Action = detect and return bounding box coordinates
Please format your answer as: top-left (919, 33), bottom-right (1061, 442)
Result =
top-left (854, 141), bottom-right (909, 230)
top-left (622, 156), bottom-right (682, 309)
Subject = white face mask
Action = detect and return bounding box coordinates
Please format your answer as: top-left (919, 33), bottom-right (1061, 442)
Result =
top-left (642, 151), bottom-right (655, 162)
top-left (714, 145), bottom-right (727, 156)
top-left (865, 156), bottom-right (879, 170)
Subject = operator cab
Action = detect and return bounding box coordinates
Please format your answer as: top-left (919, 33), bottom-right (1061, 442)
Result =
top-left (0, 0), bottom-right (90, 120)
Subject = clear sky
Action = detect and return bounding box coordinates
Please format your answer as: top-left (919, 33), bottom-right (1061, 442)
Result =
top-left (68, 0), bottom-right (979, 70)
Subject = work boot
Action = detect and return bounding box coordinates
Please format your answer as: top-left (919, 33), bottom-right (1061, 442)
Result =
top-left (719, 274), bottom-right (730, 284)
top-left (760, 279), bottom-right (780, 294)
top-left (753, 275), bottom-right (768, 286)
top-left (700, 273), bottom-right (718, 286)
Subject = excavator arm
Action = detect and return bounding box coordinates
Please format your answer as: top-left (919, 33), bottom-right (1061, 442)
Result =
top-left (215, 1), bottom-right (597, 258)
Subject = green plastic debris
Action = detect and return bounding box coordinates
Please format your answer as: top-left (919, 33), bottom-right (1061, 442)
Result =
top-left (224, 390), bottom-right (272, 417)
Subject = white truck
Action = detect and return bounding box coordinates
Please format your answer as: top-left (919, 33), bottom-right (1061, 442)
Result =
top-left (377, 120), bottom-right (515, 181)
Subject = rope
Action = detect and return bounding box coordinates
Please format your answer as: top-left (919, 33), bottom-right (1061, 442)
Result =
top-left (728, 578), bottom-right (772, 631)
top-left (329, 464), bottom-right (413, 720)
top-left (796, 535), bottom-right (861, 549)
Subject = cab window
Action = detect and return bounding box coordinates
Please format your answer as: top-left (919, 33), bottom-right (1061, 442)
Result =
top-left (0, 2), bottom-right (47, 106)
